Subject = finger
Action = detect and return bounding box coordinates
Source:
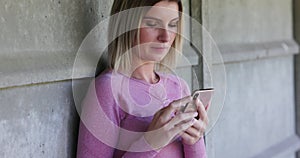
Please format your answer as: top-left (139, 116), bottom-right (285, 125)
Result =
top-left (151, 99), bottom-right (180, 124)
top-left (184, 126), bottom-right (200, 138)
top-left (172, 96), bottom-right (193, 114)
top-left (196, 99), bottom-right (209, 124)
top-left (158, 96), bottom-right (193, 123)
top-left (181, 132), bottom-right (196, 145)
top-left (191, 119), bottom-right (202, 130)
top-left (151, 109), bottom-right (164, 126)
top-left (171, 95), bottom-right (193, 110)
top-left (167, 112), bottom-right (197, 130)
top-left (194, 122), bottom-right (207, 140)
top-left (187, 119), bottom-right (206, 134)
top-left (170, 118), bottom-right (195, 136)
top-left (181, 132), bottom-right (192, 140)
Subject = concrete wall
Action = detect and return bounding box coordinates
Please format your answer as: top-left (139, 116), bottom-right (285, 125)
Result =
top-left (0, 0), bottom-right (199, 157)
top-left (294, 0), bottom-right (300, 157)
top-left (0, 82), bottom-right (78, 157)
top-left (1, 0), bottom-right (299, 157)
top-left (0, 0), bottom-right (112, 53)
top-left (196, 0), bottom-right (300, 157)
top-left (0, 0), bottom-right (113, 157)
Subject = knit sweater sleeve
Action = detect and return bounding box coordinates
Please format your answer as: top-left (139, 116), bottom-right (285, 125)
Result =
top-left (178, 78), bottom-right (207, 158)
top-left (76, 77), bottom-right (121, 157)
top-left (183, 138), bottom-right (207, 158)
top-left (77, 76), bottom-right (160, 158)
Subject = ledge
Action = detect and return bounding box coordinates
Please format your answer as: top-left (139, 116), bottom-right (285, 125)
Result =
top-left (0, 45), bottom-right (199, 89)
top-left (1, 40), bottom-right (298, 89)
top-left (251, 134), bottom-right (300, 158)
top-left (213, 40), bottom-right (299, 65)
top-left (0, 51), bottom-right (76, 89)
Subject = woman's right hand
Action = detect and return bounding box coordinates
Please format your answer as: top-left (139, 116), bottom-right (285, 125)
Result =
top-left (144, 96), bottom-right (198, 150)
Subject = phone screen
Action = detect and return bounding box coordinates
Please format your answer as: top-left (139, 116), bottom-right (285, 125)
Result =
top-left (193, 88), bottom-right (214, 111)
top-left (181, 88), bottom-right (214, 113)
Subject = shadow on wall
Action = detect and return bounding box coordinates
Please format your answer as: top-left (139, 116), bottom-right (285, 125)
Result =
top-left (95, 51), bottom-right (109, 77)
top-left (73, 1), bottom-right (114, 156)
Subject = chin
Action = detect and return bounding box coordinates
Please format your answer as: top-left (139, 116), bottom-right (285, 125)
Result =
top-left (140, 56), bottom-right (165, 63)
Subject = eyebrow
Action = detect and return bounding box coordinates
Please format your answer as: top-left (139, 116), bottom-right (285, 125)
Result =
top-left (143, 16), bottom-right (179, 22)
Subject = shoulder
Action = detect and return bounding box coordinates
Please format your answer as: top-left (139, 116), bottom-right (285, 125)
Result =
top-left (92, 70), bottom-right (116, 103)
top-left (93, 70), bottom-right (124, 115)
top-left (95, 69), bottom-right (113, 86)
top-left (160, 73), bottom-right (188, 86)
top-left (94, 70), bottom-right (127, 93)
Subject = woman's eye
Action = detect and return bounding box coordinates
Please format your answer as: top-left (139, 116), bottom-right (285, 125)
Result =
top-left (145, 21), bottom-right (158, 27)
top-left (169, 21), bottom-right (178, 28)
top-left (169, 24), bottom-right (178, 28)
top-left (146, 23), bottom-right (156, 27)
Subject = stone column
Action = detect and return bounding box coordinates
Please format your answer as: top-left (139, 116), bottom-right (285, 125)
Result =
top-left (294, 0), bottom-right (300, 157)
top-left (195, 0), bottom-right (300, 157)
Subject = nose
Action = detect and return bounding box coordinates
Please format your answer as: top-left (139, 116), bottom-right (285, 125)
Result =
top-left (158, 28), bottom-right (171, 43)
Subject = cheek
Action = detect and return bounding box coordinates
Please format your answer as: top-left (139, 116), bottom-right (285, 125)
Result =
top-left (170, 33), bottom-right (177, 43)
top-left (139, 28), bottom-right (156, 44)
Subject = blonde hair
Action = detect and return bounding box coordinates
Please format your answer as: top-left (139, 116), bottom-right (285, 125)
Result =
top-left (108, 0), bottom-right (183, 73)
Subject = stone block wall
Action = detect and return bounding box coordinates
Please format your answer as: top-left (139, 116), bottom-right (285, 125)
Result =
top-left (1, 0), bottom-right (299, 157)
top-left (0, 0), bottom-right (113, 157)
top-left (196, 0), bottom-right (300, 157)
top-left (0, 0), bottom-right (198, 157)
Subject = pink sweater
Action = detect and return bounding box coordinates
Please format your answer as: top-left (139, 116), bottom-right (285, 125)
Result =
top-left (77, 70), bottom-right (207, 158)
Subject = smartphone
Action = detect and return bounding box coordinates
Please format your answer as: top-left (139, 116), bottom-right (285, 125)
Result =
top-left (181, 88), bottom-right (214, 113)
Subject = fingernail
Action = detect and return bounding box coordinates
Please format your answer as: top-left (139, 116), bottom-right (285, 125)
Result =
top-left (193, 112), bottom-right (198, 117)
top-left (190, 118), bottom-right (195, 124)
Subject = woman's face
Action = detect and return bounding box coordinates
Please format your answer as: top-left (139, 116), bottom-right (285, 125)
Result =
top-left (133, 1), bottom-right (179, 63)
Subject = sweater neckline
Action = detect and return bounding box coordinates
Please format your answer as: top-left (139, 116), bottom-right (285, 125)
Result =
top-left (111, 70), bottom-right (164, 86)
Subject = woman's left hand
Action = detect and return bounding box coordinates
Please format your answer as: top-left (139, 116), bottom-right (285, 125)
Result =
top-left (181, 98), bottom-right (209, 145)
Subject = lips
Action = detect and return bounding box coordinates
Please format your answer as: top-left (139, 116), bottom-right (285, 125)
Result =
top-left (150, 45), bottom-right (170, 50)
top-left (151, 47), bottom-right (168, 50)
top-left (151, 47), bottom-right (170, 53)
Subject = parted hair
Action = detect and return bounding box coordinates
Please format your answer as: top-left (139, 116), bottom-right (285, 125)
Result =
top-left (108, 0), bottom-right (183, 73)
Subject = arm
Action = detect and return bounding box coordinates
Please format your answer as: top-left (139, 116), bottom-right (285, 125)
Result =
top-left (77, 78), bottom-right (159, 158)
top-left (122, 98), bottom-right (197, 157)
top-left (122, 97), bottom-right (198, 157)
top-left (121, 136), bottom-right (160, 157)
top-left (77, 75), bottom-right (199, 158)
top-left (182, 98), bottom-right (208, 158)
top-left (183, 138), bottom-right (207, 158)
top-left (178, 78), bottom-right (208, 158)
top-left (77, 78), bottom-right (122, 158)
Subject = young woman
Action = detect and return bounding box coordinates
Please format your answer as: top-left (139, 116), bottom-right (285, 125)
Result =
top-left (77, 0), bottom-right (208, 157)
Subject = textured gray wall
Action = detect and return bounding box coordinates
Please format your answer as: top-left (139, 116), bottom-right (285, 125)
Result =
top-left (0, 81), bottom-right (78, 157)
top-left (208, 56), bottom-right (296, 157)
top-left (295, 0), bottom-right (300, 137)
top-left (202, 0), bottom-right (292, 45)
top-left (294, 0), bottom-right (300, 157)
top-left (1, 0), bottom-right (299, 157)
top-left (0, 0), bottom-right (199, 157)
top-left (200, 0), bottom-right (300, 157)
top-left (0, 0), bottom-right (113, 157)
top-left (0, 0), bottom-right (112, 53)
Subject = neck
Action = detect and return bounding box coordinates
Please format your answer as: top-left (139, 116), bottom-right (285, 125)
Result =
top-left (131, 62), bottom-right (159, 84)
